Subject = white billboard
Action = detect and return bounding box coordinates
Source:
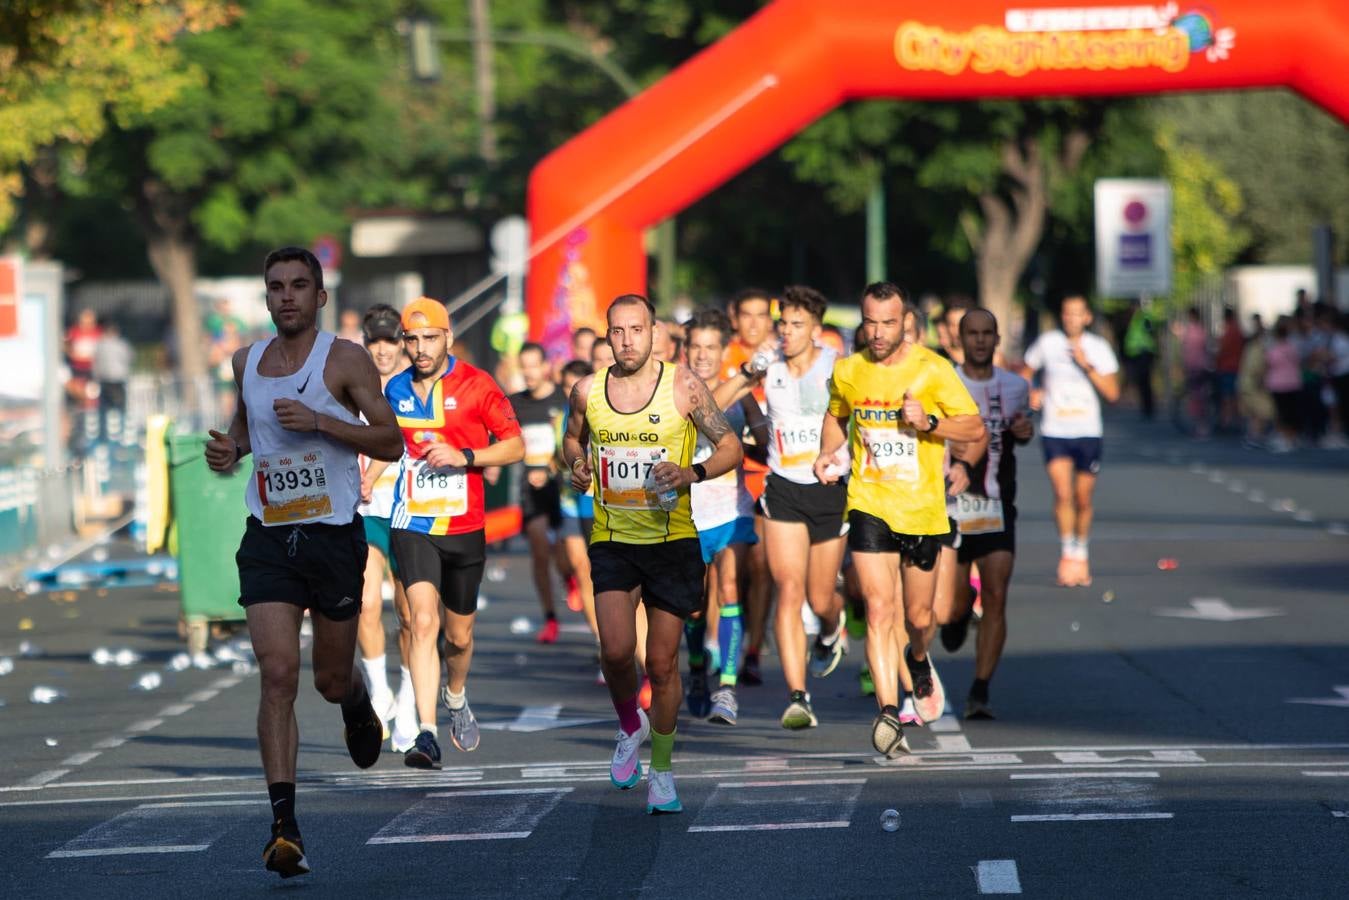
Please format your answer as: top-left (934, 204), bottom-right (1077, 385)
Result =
top-left (1095, 178), bottom-right (1172, 297)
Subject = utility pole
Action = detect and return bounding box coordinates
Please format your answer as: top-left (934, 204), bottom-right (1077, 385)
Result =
top-left (468, 0), bottom-right (498, 165)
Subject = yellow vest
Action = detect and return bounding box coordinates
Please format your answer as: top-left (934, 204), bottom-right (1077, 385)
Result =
top-left (586, 363), bottom-right (698, 544)
top-left (828, 346), bottom-right (978, 536)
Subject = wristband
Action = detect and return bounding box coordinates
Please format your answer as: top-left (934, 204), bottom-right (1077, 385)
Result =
top-left (739, 363), bottom-right (755, 380)
top-left (233, 442), bottom-right (244, 464)
top-left (691, 463), bottom-right (707, 483)
top-left (461, 447), bottom-right (476, 468)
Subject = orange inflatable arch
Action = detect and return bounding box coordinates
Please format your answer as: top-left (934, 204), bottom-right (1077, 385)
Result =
top-left (526, 0), bottom-right (1349, 346)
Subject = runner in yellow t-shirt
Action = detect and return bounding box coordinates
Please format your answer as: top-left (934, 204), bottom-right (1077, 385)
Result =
top-left (813, 282), bottom-right (984, 758)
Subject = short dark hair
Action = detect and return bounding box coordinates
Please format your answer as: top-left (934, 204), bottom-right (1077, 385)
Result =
top-left (729, 287), bottom-right (773, 316)
top-left (862, 281), bottom-right (909, 304)
top-left (685, 307), bottom-right (732, 345)
top-left (959, 307), bottom-right (999, 336)
top-left (574, 327), bottom-right (596, 341)
top-left (362, 303), bottom-right (401, 342)
top-left (263, 246), bottom-right (324, 290)
top-left (780, 285), bottom-right (827, 323)
top-left (519, 341), bottom-right (546, 361)
top-left (561, 359), bottom-right (593, 380)
top-left (1057, 293), bottom-right (1091, 316)
top-left (607, 293), bottom-right (656, 325)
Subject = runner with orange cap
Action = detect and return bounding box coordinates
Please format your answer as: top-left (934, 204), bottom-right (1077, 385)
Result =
top-left (385, 296), bottom-right (524, 769)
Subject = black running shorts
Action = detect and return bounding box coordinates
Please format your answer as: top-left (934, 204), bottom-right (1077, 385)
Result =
top-left (845, 510), bottom-right (941, 572)
top-left (758, 473), bottom-right (848, 545)
top-left (957, 526), bottom-right (1016, 563)
top-left (521, 480), bottom-right (563, 529)
top-left (589, 538), bottom-right (705, 620)
top-left (237, 515), bottom-right (368, 621)
top-left (390, 529), bottom-right (486, 616)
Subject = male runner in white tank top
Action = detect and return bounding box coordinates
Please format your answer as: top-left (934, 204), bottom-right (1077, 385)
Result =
top-left (205, 247), bottom-right (403, 880)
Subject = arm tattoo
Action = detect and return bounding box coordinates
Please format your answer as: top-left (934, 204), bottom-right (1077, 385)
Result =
top-left (688, 374), bottom-right (732, 443)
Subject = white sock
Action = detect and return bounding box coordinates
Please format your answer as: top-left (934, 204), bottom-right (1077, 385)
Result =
top-left (419, 722), bottom-right (438, 737)
top-left (1061, 536), bottom-right (1076, 559)
top-left (361, 654), bottom-right (390, 698)
top-left (1075, 538), bottom-right (1090, 562)
top-left (444, 688), bottom-right (466, 710)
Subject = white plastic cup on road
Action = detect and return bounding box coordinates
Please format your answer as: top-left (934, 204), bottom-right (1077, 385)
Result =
top-left (134, 672), bottom-right (162, 691)
top-left (29, 686), bottom-right (65, 704)
top-left (881, 809), bottom-right (900, 832)
top-left (114, 648), bottom-right (141, 667)
top-left (509, 616), bottom-right (531, 635)
top-left (18, 640), bottom-right (42, 658)
top-left (91, 647), bottom-right (113, 666)
top-left (0, 657), bottom-right (14, 676)
top-left (167, 652), bottom-right (191, 672)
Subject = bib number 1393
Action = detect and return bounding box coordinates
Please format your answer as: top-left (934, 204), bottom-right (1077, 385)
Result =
top-left (257, 450), bottom-right (334, 525)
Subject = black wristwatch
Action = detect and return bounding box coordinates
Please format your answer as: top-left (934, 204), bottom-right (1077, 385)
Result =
top-left (461, 447), bottom-right (476, 467)
top-left (926, 413), bottom-right (939, 433)
top-left (691, 463), bottom-right (708, 483)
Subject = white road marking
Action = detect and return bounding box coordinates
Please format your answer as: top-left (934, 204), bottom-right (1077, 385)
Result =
top-left (140, 800), bottom-right (263, 809)
top-left (690, 778), bottom-right (864, 834)
top-left (1328, 522), bottom-right (1349, 537)
top-left (927, 715), bottom-right (963, 733)
top-left (1011, 813), bottom-right (1173, 822)
top-left (21, 770), bottom-right (69, 787)
top-left (1332, 811), bottom-right (1348, 818)
top-left (1288, 686), bottom-right (1349, 708)
top-left (1304, 771), bottom-right (1349, 777)
top-left (1010, 771), bottom-right (1159, 779)
top-left (1154, 598), bottom-right (1284, 621)
top-left (1054, 750), bottom-right (1203, 764)
top-left (975, 860), bottom-right (1023, 894)
top-left (127, 718), bottom-right (163, 733)
top-left (209, 676), bottom-right (241, 691)
top-left (92, 736), bottom-right (127, 750)
top-left (157, 703), bottom-right (193, 717)
top-left (61, 752), bottom-right (101, 767)
top-left (184, 690), bottom-right (218, 703)
top-left (936, 735), bottom-right (974, 752)
top-left (49, 845), bottom-right (209, 858)
top-left (689, 821), bottom-right (850, 833)
top-left (367, 787), bottom-right (571, 845)
top-left (479, 704), bottom-right (609, 732)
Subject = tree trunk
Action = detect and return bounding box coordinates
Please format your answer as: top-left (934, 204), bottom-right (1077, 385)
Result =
top-left (133, 173), bottom-right (207, 416)
top-left (469, 0), bottom-right (497, 165)
top-left (20, 148), bottom-right (61, 259)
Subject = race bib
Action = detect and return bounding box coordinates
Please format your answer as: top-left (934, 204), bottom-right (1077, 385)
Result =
top-left (774, 414), bottom-right (821, 473)
top-left (596, 445), bottom-right (666, 510)
top-left (257, 450), bottom-right (333, 525)
top-left (404, 457), bottom-right (468, 518)
top-left (952, 494), bottom-right (1005, 535)
top-left (1051, 382), bottom-right (1094, 420)
top-left (858, 425), bottom-right (919, 483)
top-left (522, 423), bottom-right (556, 468)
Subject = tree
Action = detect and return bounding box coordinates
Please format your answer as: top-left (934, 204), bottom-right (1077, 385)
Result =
top-left (82, 0), bottom-right (425, 385)
top-left (0, 1), bottom-right (231, 247)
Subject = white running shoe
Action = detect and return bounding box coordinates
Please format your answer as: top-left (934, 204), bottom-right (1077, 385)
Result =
top-left (646, 769), bottom-right (682, 814)
top-left (390, 691), bottom-right (418, 754)
top-left (910, 655), bottom-right (946, 725)
top-left (610, 708), bottom-right (649, 789)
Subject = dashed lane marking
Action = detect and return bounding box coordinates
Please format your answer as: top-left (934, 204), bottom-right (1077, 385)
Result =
top-left (975, 860), bottom-right (1023, 894)
top-left (1011, 812), bottom-right (1173, 822)
top-left (366, 787), bottom-right (571, 845)
top-left (1010, 771), bottom-right (1159, 779)
top-left (687, 778), bottom-right (864, 834)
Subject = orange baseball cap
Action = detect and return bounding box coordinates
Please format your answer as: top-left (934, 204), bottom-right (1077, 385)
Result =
top-left (401, 296), bottom-right (451, 332)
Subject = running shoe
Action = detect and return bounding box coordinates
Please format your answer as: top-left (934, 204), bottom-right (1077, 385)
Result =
top-left (780, 690), bottom-right (818, 729)
top-left (906, 650), bottom-right (946, 725)
top-left (646, 769), bottom-right (682, 815)
top-left (940, 604), bottom-right (974, 653)
top-left (565, 575), bottom-right (583, 612)
top-left (859, 665), bottom-right (875, 697)
top-left (808, 614), bottom-right (848, 678)
top-left (965, 695), bottom-right (995, 720)
top-left (740, 651), bottom-right (763, 686)
top-left (263, 818), bottom-right (309, 879)
top-left (638, 676), bottom-right (653, 711)
top-left (445, 698), bottom-right (480, 752)
top-left (899, 696), bottom-right (922, 727)
top-left (686, 666), bottom-right (711, 718)
top-left (343, 699), bottom-right (383, 769)
top-left (970, 574), bottom-right (983, 620)
top-left (870, 708), bottom-right (909, 759)
top-left (403, 729), bottom-right (442, 770)
top-left (610, 707), bottom-right (650, 789)
top-left (536, 617), bottom-right (560, 644)
top-left (708, 686), bottom-right (738, 725)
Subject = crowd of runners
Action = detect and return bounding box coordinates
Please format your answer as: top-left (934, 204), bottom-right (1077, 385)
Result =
top-left (207, 247), bottom-right (1120, 877)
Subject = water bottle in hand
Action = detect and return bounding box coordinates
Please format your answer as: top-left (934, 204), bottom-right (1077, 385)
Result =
top-left (646, 454), bottom-right (679, 511)
top-left (749, 346), bottom-right (775, 374)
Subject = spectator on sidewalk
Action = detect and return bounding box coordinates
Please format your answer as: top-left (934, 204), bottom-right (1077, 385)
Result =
top-left (1180, 307), bottom-right (1212, 438)
top-left (1237, 315), bottom-right (1272, 449)
top-left (1214, 307), bottom-right (1244, 433)
top-left (1123, 299), bottom-right (1159, 420)
top-left (1265, 317), bottom-right (1303, 453)
top-left (92, 320), bottom-right (133, 444)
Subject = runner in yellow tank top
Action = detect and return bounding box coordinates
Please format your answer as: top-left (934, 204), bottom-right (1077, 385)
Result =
top-left (563, 294), bottom-right (742, 816)
top-left (814, 282), bottom-right (984, 761)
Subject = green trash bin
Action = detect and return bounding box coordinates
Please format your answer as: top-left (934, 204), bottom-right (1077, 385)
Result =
top-left (166, 433), bottom-right (249, 652)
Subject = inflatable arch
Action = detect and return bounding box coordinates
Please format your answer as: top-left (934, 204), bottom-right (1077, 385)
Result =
top-left (526, 0), bottom-right (1349, 346)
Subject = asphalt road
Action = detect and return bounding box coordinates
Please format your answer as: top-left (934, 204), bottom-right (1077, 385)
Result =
top-left (2, 414), bottom-right (1348, 898)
